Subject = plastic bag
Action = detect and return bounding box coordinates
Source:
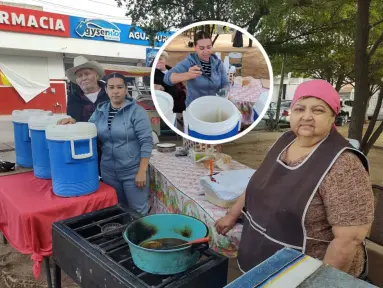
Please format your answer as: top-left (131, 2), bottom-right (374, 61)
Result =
top-left (200, 169), bottom-right (255, 201)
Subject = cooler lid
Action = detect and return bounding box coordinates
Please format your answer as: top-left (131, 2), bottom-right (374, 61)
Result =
top-left (12, 109), bottom-right (53, 124)
top-left (154, 90), bottom-right (174, 115)
top-left (46, 122), bottom-right (97, 141)
top-left (28, 114), bottom-right (70, 131)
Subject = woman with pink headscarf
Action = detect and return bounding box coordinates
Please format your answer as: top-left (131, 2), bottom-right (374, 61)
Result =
top-left (215, 79), bottom-right (374, 280)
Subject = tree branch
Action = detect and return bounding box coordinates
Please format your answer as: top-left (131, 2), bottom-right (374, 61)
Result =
top-left (363, 120), bottom-right (383, 155)
top-left (344, 80), bottom-right (355, 87)
top-left (368, 31), bottom-right (383, 59)
top-left (242, 7), bottom-right (269, 30)
top-left (369, 80), bottom-right (376, 95)
top-left (312, 70), bottom-right (323, 79)
top-left (335, 74), bottom-right (345, 91)
top-left (361, 87), bottom-right (383, 149)
top-left (370, 18), bottom-right (383, 29)
top-left (264, 18), bottom-right (352, 47)
top-left (345, 59), bottom-right (383, 84)
top-left (212, 33), bottom-right (220, 46)
top-left (372, 85), bottom-right (380, 95)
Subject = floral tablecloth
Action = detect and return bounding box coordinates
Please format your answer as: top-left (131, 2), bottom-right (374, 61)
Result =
top-left (149, 149), bottom-right (249, 257)
top-left (229, 77), bottom-right (269, 126)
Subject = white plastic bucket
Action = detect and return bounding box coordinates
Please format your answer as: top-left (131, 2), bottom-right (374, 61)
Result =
top-left (28, 114), bottom-right (70, 179)
top-left (46, 122), bottom-right (99, 197)
top-left (253, 91), bottom-right (269, 122)
top-left (183, 96), bottom-right (242, 140)
top-left (12, 109), bottom-right (53, 168)
top-left (170, 112), bottom-right (176, 127)
top-left (155, 90), bottom-right (174, 123)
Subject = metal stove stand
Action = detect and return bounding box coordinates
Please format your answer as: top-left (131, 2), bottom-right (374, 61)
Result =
top-left (52, 205), bottom-right (228, 288)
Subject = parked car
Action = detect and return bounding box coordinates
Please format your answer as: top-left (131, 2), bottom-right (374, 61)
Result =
top-left (339, 100), bottom-right (353, 122)
top-left (263, 100), bottom-right (292, 125)
top-left (341, 100), bottom-right (353, 119)
top-left (332, 100), bottom-right (353, 126)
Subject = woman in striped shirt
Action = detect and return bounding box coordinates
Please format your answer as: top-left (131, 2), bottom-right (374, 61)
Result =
top-left (164, 31), bottom-right (230, 107)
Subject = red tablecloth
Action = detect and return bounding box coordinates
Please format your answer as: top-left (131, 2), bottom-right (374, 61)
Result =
top-left (0, 172), bottom-right (118, 279)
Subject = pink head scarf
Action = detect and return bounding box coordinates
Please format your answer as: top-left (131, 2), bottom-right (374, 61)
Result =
top-left (291, 79), bottom-right (341, 115)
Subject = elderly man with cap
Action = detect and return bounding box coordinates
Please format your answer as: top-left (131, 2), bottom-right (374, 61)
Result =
top-left (215, 79), bottom-right (374, 281)
top-left (65, 56), bottom-right (109, 122)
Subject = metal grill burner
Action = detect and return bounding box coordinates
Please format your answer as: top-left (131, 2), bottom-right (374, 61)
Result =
top-left (52, 205), bottom-right (228, 288)
top-left (100, 222), bottom-right (124, 238)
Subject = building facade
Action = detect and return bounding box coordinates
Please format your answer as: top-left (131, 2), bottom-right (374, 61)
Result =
top-left (0, 3), bottom-right (171, 114)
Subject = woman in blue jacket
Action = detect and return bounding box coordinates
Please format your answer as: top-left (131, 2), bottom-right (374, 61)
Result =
top-left (59, 73), bottom-right (153, 215)
top-left (163, 31), bottom-right (230, 107)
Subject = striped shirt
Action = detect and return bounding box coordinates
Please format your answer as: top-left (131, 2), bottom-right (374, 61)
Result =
top-left (200, 59), bottom-right (211, 77)
top-left (108, 105), bottom-right (120, 129)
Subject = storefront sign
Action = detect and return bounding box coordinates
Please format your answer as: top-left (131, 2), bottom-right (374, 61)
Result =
top-left (128, 28), bottom-right (172, 47)
top-left (0, 5), bottom-right (70, 37)
top-left (0, 4), bottom-right (173, 46)
top-left (74, 18), bottom-right (121, 42)
top-left (70, 16), bottom-right (173, 47)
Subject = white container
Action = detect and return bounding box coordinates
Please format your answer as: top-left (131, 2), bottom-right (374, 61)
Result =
top-left (183, 96), bottom-right (242, 140)
top-left (11, 109), bottom-right (53, 168)
top-left (154, 90), bottom-right (174, 124)
top-left (253, 91), bottom-right (269, 122)
top-left (12, 109), bottom-right (53, 124)
top-left (28, 114), bottom-right (70, 131)
top-left (223, 56), bottom-right (230, 73)
top-left (28, 114), bottom-right (70, 179)
top-left (169, 112), bottom-right (176, 127)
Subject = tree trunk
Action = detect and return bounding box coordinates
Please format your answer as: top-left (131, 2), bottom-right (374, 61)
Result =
top-left (274, 54), bottom-right (287, 130)
top-left (361, 87), bottom-right (383, 153)
top-left (204, 25), bottom-right (210, 36)
top-left (210, 25), bottom-right (215, 36)
top-left (348, 0), bottom-right (371, 142)
top-left (335, 74), bottom-right (345, 92)
top-left (248, 23), bottom-right (255, 48)
top-left (363, 121), bottom-right (383, 155)
top-left (212, 33), bottom-right (220, 46)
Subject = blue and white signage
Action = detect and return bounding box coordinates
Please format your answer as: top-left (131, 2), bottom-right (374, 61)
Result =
top-left (74, 18), bottom-right (121, 41)
top-left (69, 16), bottom-right (173, 47)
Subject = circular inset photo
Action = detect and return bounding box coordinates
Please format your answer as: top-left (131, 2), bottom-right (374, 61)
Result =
top-left (150, 21), bottom-right (273, 144)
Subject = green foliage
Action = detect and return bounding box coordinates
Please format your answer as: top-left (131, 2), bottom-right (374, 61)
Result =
top-left (258, 1), bottom-right (356, 89)
top-left (260, 0), bottom-right (383, 92)
top-left (116, 0), bottom-right (233, 29)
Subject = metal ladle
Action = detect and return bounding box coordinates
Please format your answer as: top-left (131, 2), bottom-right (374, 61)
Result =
top-left (143, 236), bottom-right (210, 250)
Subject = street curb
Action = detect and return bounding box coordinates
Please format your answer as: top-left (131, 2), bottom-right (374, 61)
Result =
top-left (0, 143), bottom-right (15, 153)
top-left (0, 148), bottom-right (15, 153)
